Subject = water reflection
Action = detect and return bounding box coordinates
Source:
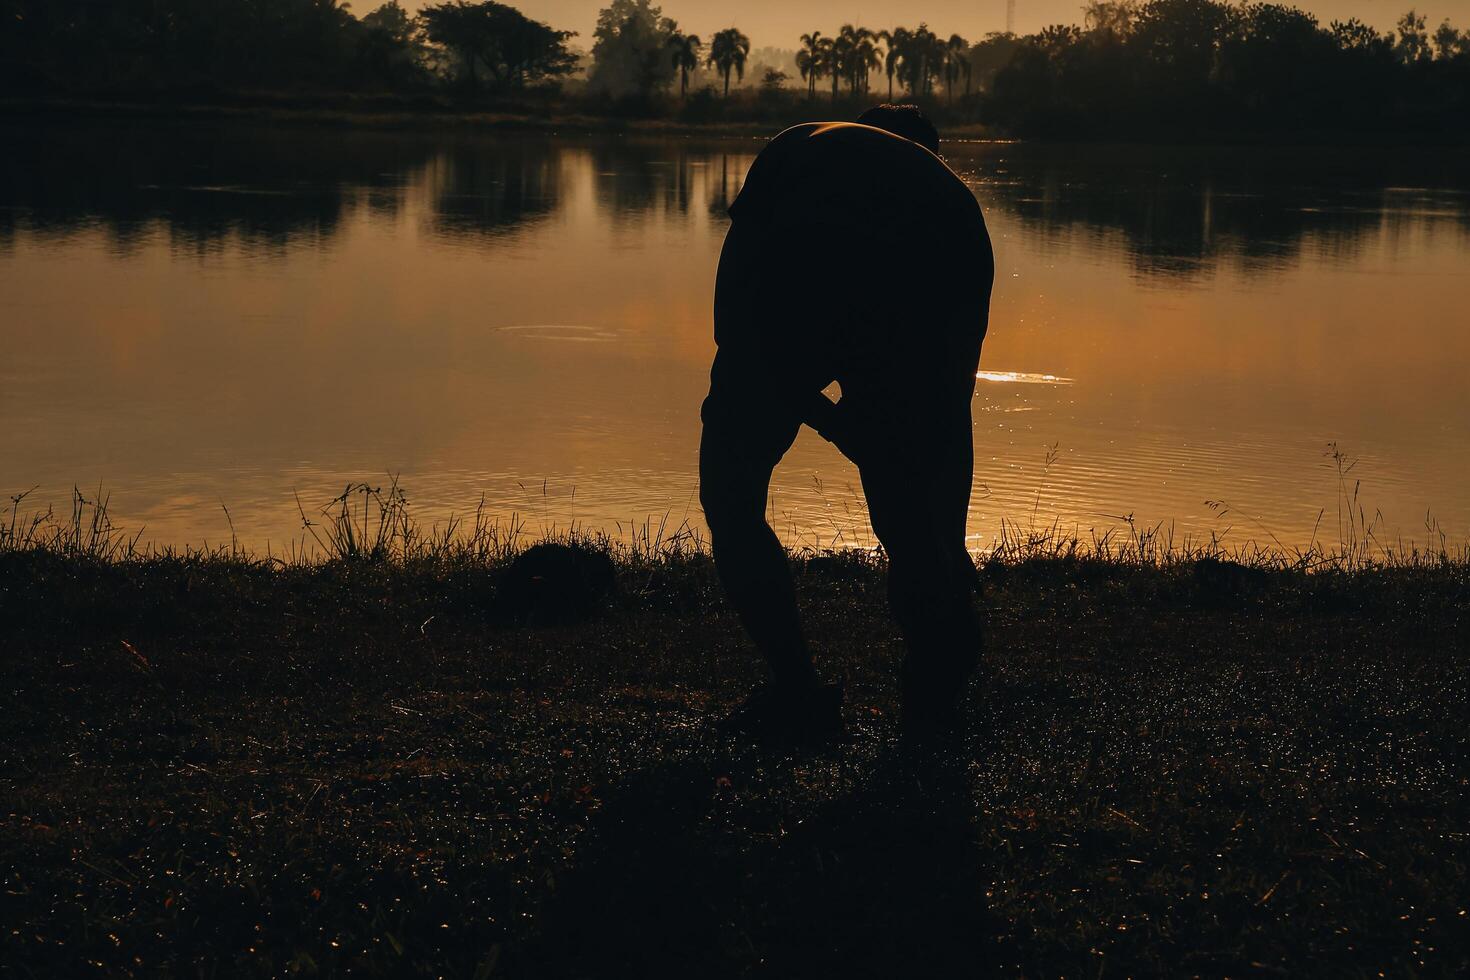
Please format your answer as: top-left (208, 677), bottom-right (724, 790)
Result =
top-left (0, 124), bottom-right (438, 254)
top-left (957, 143), bottom-right (1470, 281)
top-left (427, 141), bottom-right (561, 241)
top-left (586, 144), bottom-right (731, 221)
top-left (5, 127), bottom-right (1464, 278)
top-left (1, 123), bottom-right (1467, 551)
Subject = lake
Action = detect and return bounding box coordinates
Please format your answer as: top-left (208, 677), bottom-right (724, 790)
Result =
top-left (2, 122), bottom-right (1467, 555)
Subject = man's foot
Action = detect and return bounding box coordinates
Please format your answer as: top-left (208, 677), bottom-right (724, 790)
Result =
top-left (899, 665), bottom-right (979, 747)
top-left (899, 692), bottom-right (962, 749)
top-left (718, 681), bottom-right (844, 744)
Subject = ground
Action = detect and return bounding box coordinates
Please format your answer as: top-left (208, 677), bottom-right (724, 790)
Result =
top-left (2, 545), bottom-right (1467, 977)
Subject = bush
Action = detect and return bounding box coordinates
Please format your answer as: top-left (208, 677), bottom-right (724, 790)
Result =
top-left (677, 85), bottom-right (724, 123)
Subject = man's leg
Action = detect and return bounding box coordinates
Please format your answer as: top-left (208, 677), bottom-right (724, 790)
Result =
top-left (698, 352), bottom-right (816, 692)
top-left (853, 385), bottom-right (982, 722)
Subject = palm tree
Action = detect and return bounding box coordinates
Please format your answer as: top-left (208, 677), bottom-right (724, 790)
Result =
top-left (831, 26), bottom-right (855, 100)
top-left (904, 23), bottom-right (940, 97)
top-left (797, 31), bottom-right (824, 98)
top-left (878, 27), bottom-right (909, 101)
top-left (944, 34), bottom-right (970, 102)
top-left (892, 24), bottom-right (925, 97)
top-left (851, 27), bottom-right (882, 95)
top-left (817, 35), bottom-right (838, 101)
top-left (707, 27), bottom-right (751, 97)
top-left (668, 29), bottom-right (702, 99)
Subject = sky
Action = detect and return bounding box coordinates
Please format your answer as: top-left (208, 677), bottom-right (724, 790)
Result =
top-left (398, 1), bottom-right (1470, 49)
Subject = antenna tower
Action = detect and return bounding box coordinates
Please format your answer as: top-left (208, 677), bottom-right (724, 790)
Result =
top-left (1006, 0), bottom-right (1016, 34)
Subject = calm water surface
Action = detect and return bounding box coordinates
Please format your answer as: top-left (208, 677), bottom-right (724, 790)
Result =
top-left (2, 124), bottom-right (1467, 553)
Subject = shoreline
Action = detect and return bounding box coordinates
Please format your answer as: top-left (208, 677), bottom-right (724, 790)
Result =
top-left (6, 96), bottom-right (1469, 149)
top-left (0, 96), bottom-right (852, 139)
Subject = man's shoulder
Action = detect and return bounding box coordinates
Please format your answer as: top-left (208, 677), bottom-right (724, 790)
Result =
top-left (769, 122), bottom-right (829, 144)
top-left (750, 121), bottom-right (933, 179)
top-left (729, 124), bottom-right (827, 222)
top-left (756, 121), bottom-right (897, 163)
top-left (732, 120), bottom-right (980, 227)
top-left (806, 124), bottom-right (974, 206)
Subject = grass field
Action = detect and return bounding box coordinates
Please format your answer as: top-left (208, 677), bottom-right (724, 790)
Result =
top-left (2, 488), bottom-right (1467, 977)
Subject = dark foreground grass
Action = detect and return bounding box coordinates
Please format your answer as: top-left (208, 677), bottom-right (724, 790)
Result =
top-left (2, 498), bottom-right (1468, 977)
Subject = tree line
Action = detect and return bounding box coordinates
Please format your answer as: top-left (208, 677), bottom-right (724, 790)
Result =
top-left (0, 0), bottom-right (583, 94)
top-left (982, 1), bottom-right (1470, 137)
top-left (2, 0), bottom-right (1466, 138)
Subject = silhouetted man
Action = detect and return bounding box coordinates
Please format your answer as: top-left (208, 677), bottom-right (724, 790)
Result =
top-left (700, 105), bottom-right (994, 741)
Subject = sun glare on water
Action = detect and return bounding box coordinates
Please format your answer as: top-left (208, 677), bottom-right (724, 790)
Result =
top-left (976, 370), bottom-right (1074, 385)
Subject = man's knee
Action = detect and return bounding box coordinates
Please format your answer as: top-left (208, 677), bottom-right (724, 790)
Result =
top-left (699, 440), bottom-right (769, 540)
top-left (699, 387), bottom-right (799, 541)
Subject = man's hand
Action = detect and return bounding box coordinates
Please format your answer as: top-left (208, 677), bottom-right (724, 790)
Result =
top-left (801, 391), bottom-right (867, 465)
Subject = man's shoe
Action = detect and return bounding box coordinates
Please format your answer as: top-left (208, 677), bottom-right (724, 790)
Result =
top-left (899, 693), bottom-right (962, 749)
top-left (718, 681), bottom-right (844, 744)
top-left (899, 666), bottom-right (975, 746)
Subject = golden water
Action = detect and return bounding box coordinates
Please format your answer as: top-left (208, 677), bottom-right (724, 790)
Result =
top-left (2, 125), bottom-right (1466, 553)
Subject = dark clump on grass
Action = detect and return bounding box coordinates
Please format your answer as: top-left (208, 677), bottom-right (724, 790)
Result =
top-left (494, 542), bottom-right (618, 626)
top-left (1, 485), bottom-right (1468, 977)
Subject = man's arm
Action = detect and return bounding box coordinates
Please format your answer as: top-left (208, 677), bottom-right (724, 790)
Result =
top-left (801, 391), bottom-right (865, 464)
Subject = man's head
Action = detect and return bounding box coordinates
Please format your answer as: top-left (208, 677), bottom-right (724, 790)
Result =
top-left (855, 104), bottom-right (940, 154)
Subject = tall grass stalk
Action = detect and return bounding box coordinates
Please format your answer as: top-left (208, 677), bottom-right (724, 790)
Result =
top-left (3, 467), bottom-right (1465, 573)
top-left (1, 485), bottom-right (143, 560)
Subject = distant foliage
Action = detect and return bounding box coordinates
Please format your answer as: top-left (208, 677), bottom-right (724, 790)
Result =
top-left (0, 0), bottom-right (570, 95)
top-left (0, 0), bottom-right (419, 92)
top-left (0, 0), bottom-right (1466, 138)
top-left (707, 28), bottom-right (751, 97)
top-left (982, 0), bottom-right (1470, 137)
top-left (419, 1), bottom-right (577, 91)
top-left (586, 0), bottom-right (679, 98)
top-left (667, 29), bottom-right (703, 99)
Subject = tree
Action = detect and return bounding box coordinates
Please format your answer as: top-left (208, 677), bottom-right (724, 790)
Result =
top-left (1219, 4), bottom-right (1331, 118)
top-left (968, 31), bottom-right (1022, 94)
top-left (1084, 1), bottom-right (1138, 40)
top-left (977, 0), bottom-right (1469, 138)
top-left (707, 27), bottom-right (749, 96)
top-left (822, 32), bottom-right (841, 100)
top-left (667, 28), bottom-right (700, 98)
top-left (363, 1), bottom-right (413, 43)
top-left (1130, 0), bottom-right (1233, 95)
top-left (879, 27), bottom-right (909, 100)
top-left (357, 1), bottom-right (421, 85)
top-left (825, 24), bottom-right (879, 97)
top-left (894, 23), bottom-right (943, 97)
top-left (419, 1), bottom-right (576, 90)
top-left (419, 2), bottom-right (486, 86)
top-left (1432, 18), bottom-right (1464, 60)
top-left (847, 26), bottom-right (882, 95)
top-left (587, 0), bottom-right (677, 97)
top-left (1395, 9), bottom-right (1431, 63)
top-left (944, 33), bottom-right (971, 100)
top-left (797, 31), bottom-right (824, 98)
top-left (1330, 18), bottom-right (1388, 54)
top-left (759, 66), bottom-right (789, 98)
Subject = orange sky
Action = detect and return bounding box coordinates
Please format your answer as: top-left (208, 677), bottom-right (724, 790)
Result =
top-left (397, 1), bottom-right (1470, 49)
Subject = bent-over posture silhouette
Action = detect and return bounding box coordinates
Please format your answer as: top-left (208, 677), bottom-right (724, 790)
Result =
top-left (700, 106), bottom-right (994, 739)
